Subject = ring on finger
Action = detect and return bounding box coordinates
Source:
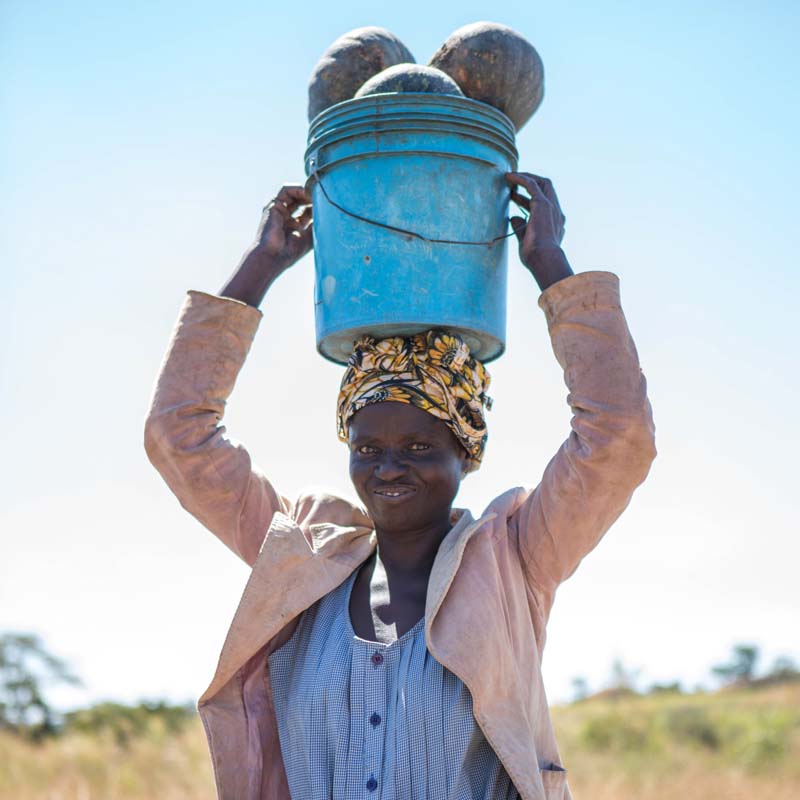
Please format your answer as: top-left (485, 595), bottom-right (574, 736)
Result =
top-left (265, 199), bottom-right (289, 214)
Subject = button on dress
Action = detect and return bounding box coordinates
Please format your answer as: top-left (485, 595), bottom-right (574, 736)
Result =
top-left (268, 569), bottom-right (520, 799)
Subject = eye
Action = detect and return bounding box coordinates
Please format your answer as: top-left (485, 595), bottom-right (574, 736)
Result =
top-left (356, 444), bottom-right (378, 455)
top-left (407, 442), bottom-right (431, 452)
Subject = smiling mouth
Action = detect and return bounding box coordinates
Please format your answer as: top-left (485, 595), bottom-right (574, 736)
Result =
top-left (372, 486), bottom-right (417, 500)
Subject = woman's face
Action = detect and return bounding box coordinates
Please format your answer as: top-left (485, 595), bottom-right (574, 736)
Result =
top-left (348, 402), bottom-right (468, 534)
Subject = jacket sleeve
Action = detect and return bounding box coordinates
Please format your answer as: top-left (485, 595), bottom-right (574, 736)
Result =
top-left (144, 290), bottom-right (292, 566)
top-left (510, 271), bottom-right (656, 620)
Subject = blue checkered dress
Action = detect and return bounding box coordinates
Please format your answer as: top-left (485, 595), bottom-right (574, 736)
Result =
top-left (268, 569), bottom-right (520, 799)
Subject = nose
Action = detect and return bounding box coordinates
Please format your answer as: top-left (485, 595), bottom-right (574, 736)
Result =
top-left (374, 450), bottom-right (407, 482)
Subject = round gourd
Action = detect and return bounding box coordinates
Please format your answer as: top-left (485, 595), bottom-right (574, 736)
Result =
top-left (308, 27), bottom-right (415, 121)
top-left (428, 21), bottom-right (544, 130)
top-left (354, 64), bottom-right (464, 98)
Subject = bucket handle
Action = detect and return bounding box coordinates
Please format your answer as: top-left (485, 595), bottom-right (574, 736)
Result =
top-left (307, 165), bottom-right (526, 247)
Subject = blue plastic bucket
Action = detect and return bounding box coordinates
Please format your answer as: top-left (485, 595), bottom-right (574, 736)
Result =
top-left (305, 93), bottom-right (518, 364)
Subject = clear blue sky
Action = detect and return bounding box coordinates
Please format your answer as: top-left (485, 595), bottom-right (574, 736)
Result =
top-left (2, 1), bottom-right (798, 708)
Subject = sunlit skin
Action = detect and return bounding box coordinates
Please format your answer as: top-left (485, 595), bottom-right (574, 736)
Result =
top-left (219, 170), bottom-right (573, 644)
top-left (346, 402), bottom-right (469, 642)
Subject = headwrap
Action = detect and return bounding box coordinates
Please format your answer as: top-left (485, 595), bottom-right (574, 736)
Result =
top-left (336, 330), bottom-right (492, 472)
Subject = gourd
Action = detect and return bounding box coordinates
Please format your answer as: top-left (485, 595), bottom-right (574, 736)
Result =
top-left (428, 21), bottom-right (544, 130)
top-left (354, 64), bottom-right (463, 98)
top-left (308, 27), bottom-right (415, 121)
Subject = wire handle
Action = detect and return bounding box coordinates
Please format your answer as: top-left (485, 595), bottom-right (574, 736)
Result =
top-left (308, 167), bottom-right (527, 247)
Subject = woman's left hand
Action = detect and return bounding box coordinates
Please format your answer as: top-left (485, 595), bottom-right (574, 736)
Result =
top-left (505, 172), bottom-right (574, 291)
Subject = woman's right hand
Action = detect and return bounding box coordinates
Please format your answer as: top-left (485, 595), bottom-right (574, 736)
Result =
top-left (219, 184), bottom-right (313, 307)
top-left (252, 184), bottom-right (313, 272)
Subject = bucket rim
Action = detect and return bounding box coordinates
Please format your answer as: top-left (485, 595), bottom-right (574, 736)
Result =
top-left (307, 93), bottom-right (516, 142)
top-left (304, 123), bottom-right (519, 178)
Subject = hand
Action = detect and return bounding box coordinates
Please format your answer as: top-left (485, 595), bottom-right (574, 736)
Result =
top-left (505, 172), bottom-right (573, 290)
top-left (252, 184), bottom-right (313, 273)
top-left (219, 185), bottom-right (313, 307)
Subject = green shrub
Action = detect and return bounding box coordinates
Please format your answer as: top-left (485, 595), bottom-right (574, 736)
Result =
top-left (580, 711), bottom-right (654, 753)
top-left (64, 701), bottom-right (195, 747)
top-left (662, 706), bottom-right (720, 751)
top-left (720, 709), bottom-right (794, 769)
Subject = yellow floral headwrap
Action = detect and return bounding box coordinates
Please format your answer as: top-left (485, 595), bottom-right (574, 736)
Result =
top-left (336, 330), bottom-right (492, 472)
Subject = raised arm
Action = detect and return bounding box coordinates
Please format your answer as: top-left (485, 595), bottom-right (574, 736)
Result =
top-left (143, 186), bottom-right (313, 565)
top-left (505, 173), bottom-right (656, 621)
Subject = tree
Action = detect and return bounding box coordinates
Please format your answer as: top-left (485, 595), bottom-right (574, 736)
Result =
top-left (609, 658), bottom-right (641, 693)
top-left (571, 676), bottom-right (590, 702)
top-left (647, 681), bottom-right (682, 695)
top-left (711, 644), bottom-right (759, 686)
top-left (766, 655), bottom-right (799, 681)
top-left (0, 633), bottom-right (81, 739)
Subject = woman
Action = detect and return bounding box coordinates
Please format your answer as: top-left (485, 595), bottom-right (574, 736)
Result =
top-left (145, 172), bottom-right (656, 800)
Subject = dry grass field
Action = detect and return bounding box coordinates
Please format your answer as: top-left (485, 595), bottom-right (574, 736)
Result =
top-left (1, 682), bottom-right (798, 799)
top-left (0, 716), bottom-right (213, 800)
top-left (553, 681), bottom-right (800, 800)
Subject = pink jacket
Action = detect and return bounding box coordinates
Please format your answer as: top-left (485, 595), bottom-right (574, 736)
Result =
top-left (144, 271), bottom-right (656, 800)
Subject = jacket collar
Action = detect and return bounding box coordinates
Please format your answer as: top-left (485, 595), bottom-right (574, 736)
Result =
top-left (425, 508), bottom-right (496, 633)
top-left (200, 512), bottom-right (374, 703)
top-left (407, 489), bottom-right (532, 627)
